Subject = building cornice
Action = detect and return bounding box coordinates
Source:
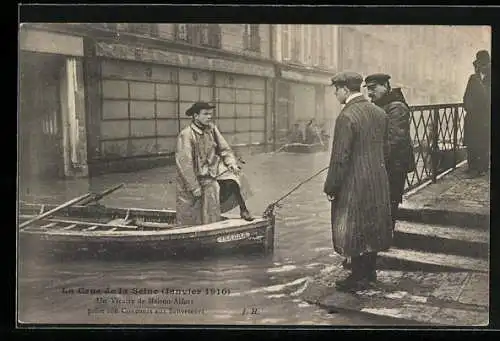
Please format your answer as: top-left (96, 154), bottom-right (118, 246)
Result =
top-left (22, 23), bottom-right (338, 85)
top-left (22, 23), bottom-right (276, 68)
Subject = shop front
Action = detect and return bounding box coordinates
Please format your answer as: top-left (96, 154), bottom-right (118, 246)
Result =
top-left (275, 68), bottom-right (336, 146)
top-left (19, 28), bottom-right (88, 184)
top-left (87, 40), bottom-right (275, 174)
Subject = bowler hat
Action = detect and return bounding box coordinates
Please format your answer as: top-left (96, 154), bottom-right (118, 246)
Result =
top-left (185, 101), bottom-right (216, 116)
top-left (364, 73), bottom-right (391, 87)
top-left (331, 71), bottom-right (363, 87)
top-left (474, 50), bottom-right (490, 68)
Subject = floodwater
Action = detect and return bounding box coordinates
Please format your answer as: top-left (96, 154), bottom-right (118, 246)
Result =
top-left (18, 151), bottom-right (401, 326)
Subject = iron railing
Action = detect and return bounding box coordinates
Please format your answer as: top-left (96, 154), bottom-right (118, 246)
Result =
top-left (405, 103), bottom-right (466, 191)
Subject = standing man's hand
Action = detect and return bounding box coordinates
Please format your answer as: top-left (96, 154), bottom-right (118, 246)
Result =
top-left (192, 187), bottom-right (202, 198)
top-left (228, 164), bottom-right (241, 176)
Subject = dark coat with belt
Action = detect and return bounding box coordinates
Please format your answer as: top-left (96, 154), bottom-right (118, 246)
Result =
top-left (323, 95), bottom-right (393, 257)
top-left (374, 88), bottom-right (415, 204)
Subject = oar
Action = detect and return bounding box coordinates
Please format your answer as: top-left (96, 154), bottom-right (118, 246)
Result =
top-left (19, 192), bottom-right (93, 229)
top-left (79, 183), bottom-right (125, 206)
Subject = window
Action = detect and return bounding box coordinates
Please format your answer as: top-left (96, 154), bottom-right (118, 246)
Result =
top-left (319, 26), bottom-right (326, 66)
top-left (394, 46), bottom-right (402, 80)
top-left (291, 25), bottom-right (301, 62)
top-left (323, 27), bottom-right (330, 67)
top-left (175, 24), bottom-right (221, 49)
top-left (244, 24), bottom-right (261, 53)
top-left (176, 24), bottom-right (189, 41)
top-left (95, 23), bottom-right (118, 31)
top-left (311, 26), bottom-right (318, 65)
top-left (282, 25), bottom-right (291, 60)
top-left (354, 31), bottom-right (363, 68)
top-left (343, 28), bottom-right (355, 69)
top-left (126, 24), bottom-right (159, 37)
top-left (305, 25), bottom-right (312, 64)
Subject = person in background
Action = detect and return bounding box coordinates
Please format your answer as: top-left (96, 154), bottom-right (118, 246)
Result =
top-left (175, 101), bottom-right (254, 226)
top-left (364, 73), bottom-right (416, 231)
top-left (324, 71), bottom-right (392, 291)
top-left (463, 50), bottom-right (491, 177)
top-left (305, 119), bottom-right (324, 146)
top-left (288, 123), bottom-right (304, 143)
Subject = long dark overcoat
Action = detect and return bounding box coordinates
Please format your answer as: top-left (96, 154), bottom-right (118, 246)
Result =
top-left (463, 72), bottom-right (490, 152)
top-left (323, 96), bottom-right (393, 257)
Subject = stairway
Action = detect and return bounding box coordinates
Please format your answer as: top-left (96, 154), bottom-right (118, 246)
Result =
top-left (378, 212), bottom-right (489, 273)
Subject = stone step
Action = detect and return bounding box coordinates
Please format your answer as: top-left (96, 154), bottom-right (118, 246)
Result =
top-left (397, 207), bottom-right (489, 230)
top-left (319, 292), bottom-right (488, 326)
top-left (377, 248), bottom-right (489, 273)
top-left (394, 221), bottom-right (489, 259)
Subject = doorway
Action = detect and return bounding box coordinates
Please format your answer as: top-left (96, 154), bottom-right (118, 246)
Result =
top-left (19, 52), bottom-right (65, 182)
top-left (276, 81), bottom-right (293, 144)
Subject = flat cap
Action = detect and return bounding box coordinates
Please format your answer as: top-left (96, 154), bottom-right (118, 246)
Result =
top-left (331, 71), bottom-right (363, 87)
top-left (185, 101), bottom-right (216, 116)
top-left (364, 73), bottom-right (391, 87)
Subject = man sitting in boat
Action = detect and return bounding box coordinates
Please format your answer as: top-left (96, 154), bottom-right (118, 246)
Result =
top-left (175, 101), bottom-right (254, 226)
top-left (288, 123), bottom-right (304, 143)
top-left (304, 119), bottom-right (324, 146)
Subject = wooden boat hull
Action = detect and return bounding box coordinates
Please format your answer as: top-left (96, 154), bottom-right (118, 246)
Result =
top-left (18, 203), bottom-right (275, 259)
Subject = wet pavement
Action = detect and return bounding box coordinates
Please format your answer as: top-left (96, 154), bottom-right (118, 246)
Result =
top-left (18, 151), bottom-right (408, 325)
top-left (401, 164), bottom-right (490, 215)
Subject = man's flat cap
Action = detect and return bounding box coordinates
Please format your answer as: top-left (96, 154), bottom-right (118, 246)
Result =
top-left (331, 71), bottom-right (363, 87)
top-left (185, 101), bottom-right (216, 116)
top-left (364, 73), bottom-right (391, 87)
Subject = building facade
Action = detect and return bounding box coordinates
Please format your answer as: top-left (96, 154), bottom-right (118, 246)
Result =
top-left (338, 25), bottom-right (490, 105)
top-left (19, 26), bottom-right (89, 181)
top-left (18, 23), bottom-right (490, 180)
top-left (20, 23), bottom-right (278, 178)
top-left (272, 25), bottom-right (340, 144)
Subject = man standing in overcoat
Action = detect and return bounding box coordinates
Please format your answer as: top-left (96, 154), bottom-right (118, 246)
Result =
top-left (175, 101), bottom-right (254, 226)
top-left (364, 74), bottom-right (416, 230)
top-left (324, 72), bottom-right (393, 291)
top-left (463, 50), bottom-right (491, 176)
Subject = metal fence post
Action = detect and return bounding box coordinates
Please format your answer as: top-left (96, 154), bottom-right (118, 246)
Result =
top-left (431, 107), bottom-right (439, 183)
top-left (452, 105), bottom-right (459, 169)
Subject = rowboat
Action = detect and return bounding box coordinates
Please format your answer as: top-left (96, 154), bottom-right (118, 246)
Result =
top-left (278, 143), bottom-right (327, 154)
top-left (18, 201), bottom-right (276, 259)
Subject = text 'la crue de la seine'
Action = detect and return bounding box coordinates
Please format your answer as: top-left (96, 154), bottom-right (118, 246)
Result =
top-left (61, 287), bottom-right (231, 296)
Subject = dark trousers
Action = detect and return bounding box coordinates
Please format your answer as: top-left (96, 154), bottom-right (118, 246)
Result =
top-left (218, 180), bottom-right (247, 211)
top-left (388, 168), bottom-right (406, 230)
top-left (391, 202), bottom-right (399, 230)
top-left (351, 252), bottom-right (377, 280)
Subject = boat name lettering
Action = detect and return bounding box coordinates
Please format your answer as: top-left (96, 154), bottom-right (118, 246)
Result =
top-left (248, 235), bottom-right (265, 241)
top-left (216, 232), bottom-right (251, 243)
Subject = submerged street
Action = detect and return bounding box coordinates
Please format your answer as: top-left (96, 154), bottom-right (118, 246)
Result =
top-left (17, 151), bottom-right (408, 325)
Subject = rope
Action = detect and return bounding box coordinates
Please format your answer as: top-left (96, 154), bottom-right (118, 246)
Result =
top-left (263, 166), bottom-right (329, 217)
